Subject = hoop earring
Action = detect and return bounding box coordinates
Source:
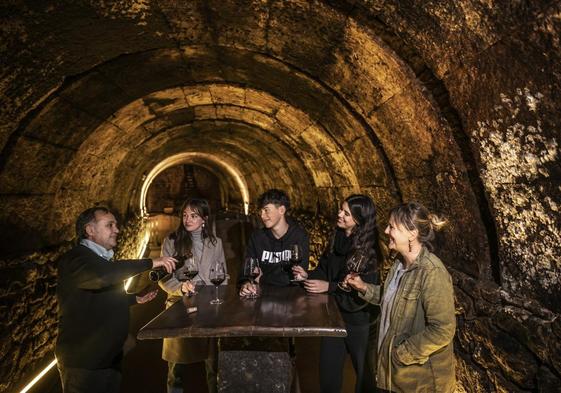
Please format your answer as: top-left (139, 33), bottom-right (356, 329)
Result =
top-left (408, 239), bottom-right (412, 252)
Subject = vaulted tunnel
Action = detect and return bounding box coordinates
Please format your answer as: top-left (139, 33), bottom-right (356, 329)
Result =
top-left (1, 1), bottom-right (560, 392)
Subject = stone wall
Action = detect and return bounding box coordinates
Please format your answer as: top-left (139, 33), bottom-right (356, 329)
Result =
top-left (0, 1), bottom-right (559, 391)
top-left (0, 245), bottom-right (68, 393)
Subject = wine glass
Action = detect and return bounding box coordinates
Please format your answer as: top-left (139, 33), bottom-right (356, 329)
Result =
top-left (337, 251), bottom-right (366, 292)
top-left (290, 244), bottom-right (304, 282)
top-left (243, 257), bottom-right (260, 298)
top-left (183, 256), bottom-right (199, 282)
top-left (177, 256), bottom-right (198, 296)
top-left (209, 261), bottom-right (226, 305)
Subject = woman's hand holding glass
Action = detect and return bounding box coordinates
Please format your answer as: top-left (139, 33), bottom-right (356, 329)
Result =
top-left (338, 251), bottom-right (366, 292)
top-left (181, 280), bottom-right (196, 296)
top-left (239, 281), bottom-right (259, 297)
top-left (291, 265), bottom-right (308, 281)
top-left (344, 273), bottom-right (368, 294)
top-left (293, 265), bottom-right (329, 293)
top-left (303, 279), bottom-right (329, 293)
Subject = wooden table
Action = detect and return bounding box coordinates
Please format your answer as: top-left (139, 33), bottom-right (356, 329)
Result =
top-left (138, 284), bottom-right (346, 339)
top-left (138, 284), bottom-right (347, 393)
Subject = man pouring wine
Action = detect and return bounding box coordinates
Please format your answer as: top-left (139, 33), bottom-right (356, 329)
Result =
top-left (55, 206), bottom-right (177, 393)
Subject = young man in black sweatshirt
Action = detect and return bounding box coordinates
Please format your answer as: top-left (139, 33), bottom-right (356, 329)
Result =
top-left (239, 189), bottom-right (309, 296)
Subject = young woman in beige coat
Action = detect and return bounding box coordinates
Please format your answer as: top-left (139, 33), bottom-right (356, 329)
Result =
top-left (158, 198), bottom-right (227, 393)
top-left (346, 202), bottom-right (456, 392)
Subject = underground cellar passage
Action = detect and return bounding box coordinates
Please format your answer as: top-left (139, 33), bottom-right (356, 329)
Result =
top-left (1, 1), bottom-right (560, 392)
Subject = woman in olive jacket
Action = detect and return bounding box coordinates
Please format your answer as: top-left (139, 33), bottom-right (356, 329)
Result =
top-left (158, 198), bottom-right (227, 393)
top-left (347, 202), bottom-right (456, 393)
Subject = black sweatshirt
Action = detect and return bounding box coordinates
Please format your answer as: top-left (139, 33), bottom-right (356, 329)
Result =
top-left (308, 228), bottom-right (379, 326)
top-left (55, 245), bottom-right (152, 369)
top-left (242, 218), bottom-right (310, 287)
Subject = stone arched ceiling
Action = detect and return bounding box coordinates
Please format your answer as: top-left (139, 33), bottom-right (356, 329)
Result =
top-left (1, 2), bottom-right (560, 391)
top-left (1, 37), bottom-right (488, 279)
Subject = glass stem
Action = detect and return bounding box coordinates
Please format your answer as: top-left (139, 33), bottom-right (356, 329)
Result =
top-left (215, 285), bottom-right (219, 301)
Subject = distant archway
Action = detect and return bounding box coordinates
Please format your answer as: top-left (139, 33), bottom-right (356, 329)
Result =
top-left (140, 152), bottom-right (250, 216)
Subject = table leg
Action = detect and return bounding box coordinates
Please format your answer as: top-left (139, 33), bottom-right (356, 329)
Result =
top-left (217, 337), bottom-right (295, 393)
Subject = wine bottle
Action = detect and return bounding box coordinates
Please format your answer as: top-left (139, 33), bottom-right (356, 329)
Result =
top-left (148, 268), bottom-right (169, 282)
top-left (148, 254), bottom-right (187, 282)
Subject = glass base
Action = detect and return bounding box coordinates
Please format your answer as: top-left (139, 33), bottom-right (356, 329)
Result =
top-left (210, 298), bottom-right (223, 305)
top-left (337, 282), bottom-right (352, 292)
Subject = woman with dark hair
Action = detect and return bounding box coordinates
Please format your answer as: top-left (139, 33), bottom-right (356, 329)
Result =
top-left (158, 198), bottom-right (227, 393)
top-left (346, 202), bottom-right (456, 393)
top-left (293, 194), bottom-right (380, 393)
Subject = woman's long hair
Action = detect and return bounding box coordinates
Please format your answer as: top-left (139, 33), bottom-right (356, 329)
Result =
top-left (171, 198), bottom-right (216, 257)
top-left (333, 194), bottom-right (381, 273)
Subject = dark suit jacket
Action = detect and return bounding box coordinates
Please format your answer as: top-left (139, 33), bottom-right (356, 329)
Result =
top-left (55, 245), bottom-right (152, 369)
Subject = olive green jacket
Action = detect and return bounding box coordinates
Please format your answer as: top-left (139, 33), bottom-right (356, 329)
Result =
top-left (360, 247), bottom-right (456, 392)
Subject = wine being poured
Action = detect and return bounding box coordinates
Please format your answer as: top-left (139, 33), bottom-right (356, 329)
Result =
top-left (148, 254), bottom-right (188, 282)
top-left (177, 255), bottom-right (198, 283)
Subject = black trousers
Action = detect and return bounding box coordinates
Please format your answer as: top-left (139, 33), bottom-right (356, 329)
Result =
top-left (319, 323), bottom-right (375, 393)
top-left (57, 364), bottom-right (121, 393)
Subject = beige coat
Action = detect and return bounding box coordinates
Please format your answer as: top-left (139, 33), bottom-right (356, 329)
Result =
top-left (159, 236), bottom-right (227, 364)
top-left (360, 247), bottom-right (456, 392)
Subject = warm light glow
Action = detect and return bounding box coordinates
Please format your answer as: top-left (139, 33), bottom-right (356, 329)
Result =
top-left (124, 229), bottom-right (151, 292)
top-left (139, 152), bottom-right (250, 216)
top-left (19, 358), bottom-right (57, 393)
top-left (138, 230), bottom-right (150, 259)
top-left (124, 277), bottom-right (133, 292)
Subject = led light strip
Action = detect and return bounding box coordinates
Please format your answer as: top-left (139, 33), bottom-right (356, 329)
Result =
top-left (19, 358), bottom-right (57, 393)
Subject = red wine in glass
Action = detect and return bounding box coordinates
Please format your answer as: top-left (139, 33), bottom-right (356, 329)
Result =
top-left (180, 270), bottom-right (199, 282)
top-left (243, 257), bottom-right (260, 298)
top-left (290, 244), bottom-right (304, 282)
top-left (177, 255), bottom-right (198, 282)
top-left (210, 276), bottom-right (225, 286)
top-left (210, 262), bottom-right (226, 305)
top-left (290, 244), bottom-right (301, 266)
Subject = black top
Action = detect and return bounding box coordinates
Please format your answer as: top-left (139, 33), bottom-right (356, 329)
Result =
top-left (308, 228), bottom-right (379, 326)
top-left (55, 245), bottom-right (152, 368)
top-left (241, 217), bottom-right (310, 287)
